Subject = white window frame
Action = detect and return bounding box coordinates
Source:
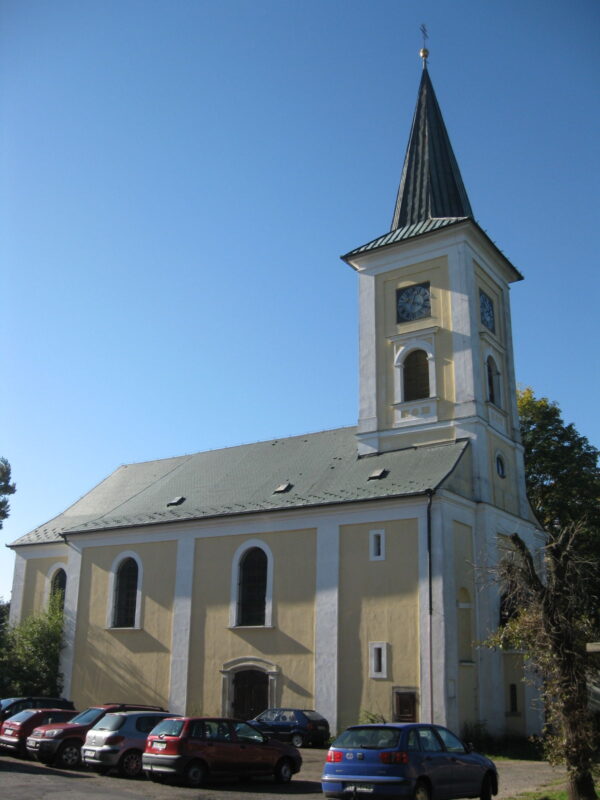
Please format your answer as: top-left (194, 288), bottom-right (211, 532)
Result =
top-left (229, 539), bottom-right (274, 628)
top-left (369, 529), bottom-right (386, 561)
top-left (393, 334), bottom-right (437, 404)
top-left (369, 641), bottom-right (389, 679)
top-left (106, 551), bottom-right (143, 629)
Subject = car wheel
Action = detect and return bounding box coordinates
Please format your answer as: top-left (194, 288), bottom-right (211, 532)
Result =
top-left (480, 773), bottom-right (493, 800)
top-left (118, 749), bottom-right (143, 778)
top-left (414, 780), bottom-right (431, 800)
top-left (55, 740), bottom-right (82, 769)
top-left (274, 757), bottom-right (293, 784)
top-left (291, 733), bottom-right (304, 748)
top-left (185, 759), bottom-right (207, 788)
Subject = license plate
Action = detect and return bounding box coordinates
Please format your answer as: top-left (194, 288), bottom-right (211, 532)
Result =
top-left (5, 728), bottom-right (14, 735)
top-left (27, 739), bottom-right (39, 748)
top-left (345, 785), bottom-right (374, 793)
top-left (153, 741), bottom-right (166, 750)
top-left (83, 749), bottom-right (95, 757)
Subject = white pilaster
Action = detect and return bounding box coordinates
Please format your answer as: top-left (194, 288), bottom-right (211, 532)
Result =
top-left (61, 544), bottom-right (82, 699)
top-left (168, 536), bottom-right (196, 714)
top-left (8, 551), bottom-right (26, 626)
top-left (315, 521), bottom-right (339, 733)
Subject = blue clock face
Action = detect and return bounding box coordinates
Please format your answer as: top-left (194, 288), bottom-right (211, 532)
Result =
top-left (396, 283), bottom-right (431, 322)
top-left (479, 290), bottom-right (495, 332)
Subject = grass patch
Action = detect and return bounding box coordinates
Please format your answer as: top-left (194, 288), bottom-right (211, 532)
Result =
top-left (500, 791), bottom-right (568, 800)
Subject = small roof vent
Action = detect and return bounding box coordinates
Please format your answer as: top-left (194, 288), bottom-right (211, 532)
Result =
top-left (166, 496), bottom-right (186, 507)
top-left (367, 468), bottom-right (389, 481)
top-left (273, 482), bottom-right (293, 494)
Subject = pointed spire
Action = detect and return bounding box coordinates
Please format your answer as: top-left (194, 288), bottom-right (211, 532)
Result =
top-left (391, 62), bottom-right (473, 231)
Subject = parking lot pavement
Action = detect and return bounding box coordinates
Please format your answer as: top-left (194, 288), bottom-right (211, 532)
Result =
top-left (0, 747), bottom-right (567, 800)
top-left (0, 748), bottom-right (327, 800)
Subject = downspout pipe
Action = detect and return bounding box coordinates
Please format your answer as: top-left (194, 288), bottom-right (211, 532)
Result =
top-left (426, 488), bottom-right (435, 722)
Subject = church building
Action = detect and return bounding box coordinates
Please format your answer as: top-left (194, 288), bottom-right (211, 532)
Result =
top-left (9, 53), bottom-right (543, 739)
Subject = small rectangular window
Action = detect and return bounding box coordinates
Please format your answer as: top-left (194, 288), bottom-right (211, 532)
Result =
top-left (509, 683), bottom-right (518, 713)
top-left (369, 529), bottom-right (385, 561)
top-left (369, 642), bottom-right (388, 678)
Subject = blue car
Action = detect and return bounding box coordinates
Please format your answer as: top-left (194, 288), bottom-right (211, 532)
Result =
top-left (249, 708), bottom-right (330, 748)
top-left (321, 723), bottom-right (497, 800)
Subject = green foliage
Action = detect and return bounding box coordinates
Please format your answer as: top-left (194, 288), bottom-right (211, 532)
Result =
top-left (358, 709), bottom-right (387, 724)
top-left (0, 457), bottom-right (16, 529)
top-left (0, 592), bottom-right (64, 697)
top-left (517, 388), bottom-right (600, 542)
top-left (488, 392), bottom-right (600, 799)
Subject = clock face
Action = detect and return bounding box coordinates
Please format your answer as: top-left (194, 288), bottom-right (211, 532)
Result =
top-left (479, 290), bottom-right (495, 332)
top-left (396, 283), bottom-right (431, 322)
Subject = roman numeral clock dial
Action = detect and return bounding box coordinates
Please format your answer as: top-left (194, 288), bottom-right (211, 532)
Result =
top-left (396, 283), bottom-right (431, 322)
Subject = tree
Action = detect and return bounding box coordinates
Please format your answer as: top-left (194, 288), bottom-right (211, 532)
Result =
top-left (490, 390), bottom-right (599, 800)
top-left (0, 457), bottom-right (16, 528)
top-left (0, 592), bottom-right (64, 697)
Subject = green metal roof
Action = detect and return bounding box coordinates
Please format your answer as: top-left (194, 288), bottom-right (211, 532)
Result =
top-left (392, 66), bottom-right (473, 229)
top-left (10, 428), bottom-right (468, 546)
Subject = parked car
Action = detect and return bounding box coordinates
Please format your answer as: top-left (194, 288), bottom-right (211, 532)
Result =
top-left (0, 708), bottom-right (78, 757)
top-left (81, 710), bottom-right (172, 777)
top-left (321, 723), bottom-right (498, 800)
top-left (143, 716), bottom-right (302, 787)
top-left (0, 696), bottom-right (74, 725)
top-left (248, 707), bottom-right (330, 747)
top-left (26, 703), bottom-right (165, 769)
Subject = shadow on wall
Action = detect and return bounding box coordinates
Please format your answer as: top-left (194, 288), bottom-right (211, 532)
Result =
top-left (74, 626), bottom-right (170, 707)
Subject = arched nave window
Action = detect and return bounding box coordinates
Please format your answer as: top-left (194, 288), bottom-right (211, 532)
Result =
top-left (50, 568), bottom-right (66, 611)
top-left (107, 552), bottom-right (143, 629)
top-left (230, 541), bottom-right (273, 627)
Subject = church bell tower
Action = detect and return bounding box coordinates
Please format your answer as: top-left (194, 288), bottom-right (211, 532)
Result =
top-left (343, 52), bottom-right (530, 518)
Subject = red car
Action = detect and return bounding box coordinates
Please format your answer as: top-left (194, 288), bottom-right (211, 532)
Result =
top-left (26, 703), bottom-right (165, 768)
top-left (0, 708), bottom-right (78, 757)
top-left (143, 716), bottom-right (302, 787)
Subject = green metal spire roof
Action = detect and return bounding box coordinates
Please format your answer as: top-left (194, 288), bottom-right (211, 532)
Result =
top-left (10, 428), bottom-right (468, 545)
top-left (392, 65), bottom-right (473, 229)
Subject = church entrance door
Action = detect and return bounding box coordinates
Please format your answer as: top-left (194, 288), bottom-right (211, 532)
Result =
top-left (232, 669), bottom-right (268, 719)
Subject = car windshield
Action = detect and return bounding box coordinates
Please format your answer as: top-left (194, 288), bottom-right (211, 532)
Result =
top-left (150, 718), bottom-right (184, 737)
top-left (0, 698), bottom-right (19, 710)
top-left (333, 726), bottom-right (402, 749)
top-left (5, 709), bottom-right (37, 723)
top-left (69, 707), bottom-right (104, 726)
top-left (91, 714), bottom-right (125, 731)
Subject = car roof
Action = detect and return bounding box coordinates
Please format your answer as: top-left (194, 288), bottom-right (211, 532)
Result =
top-left (104, 710), bottom-right (171, 717)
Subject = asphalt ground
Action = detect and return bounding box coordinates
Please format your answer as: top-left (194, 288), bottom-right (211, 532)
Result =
top-left (0, 746), bottom-right (567, 800)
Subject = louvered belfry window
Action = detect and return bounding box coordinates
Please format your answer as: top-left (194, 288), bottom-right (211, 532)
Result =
top-left (238, 547), bottom-right (267, 626)
top-left (113, 557), bottom-right (138, 627)
top-left (403, 349), bottom-right (430, 401)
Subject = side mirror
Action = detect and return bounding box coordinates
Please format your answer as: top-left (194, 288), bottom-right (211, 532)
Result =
top-left (466, 742), bottom-right (474, 753)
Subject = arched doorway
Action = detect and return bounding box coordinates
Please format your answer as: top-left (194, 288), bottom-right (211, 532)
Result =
top-left (232, 669), bottom-right (268, 719)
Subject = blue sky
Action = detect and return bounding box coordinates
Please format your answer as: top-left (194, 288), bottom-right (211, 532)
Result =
top-left (1, 0), bottom-right (599, 602)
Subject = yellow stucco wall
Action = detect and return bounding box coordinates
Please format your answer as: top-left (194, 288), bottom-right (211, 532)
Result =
top-left (187, 528), bottom-right (316, 716)
top-left (19, 553), bottom-right (69, 619)
top-left (488, 432), bottom-right (520, 515)
top-left (376, 256), bottom-right (456, 431)
top-left (338, 519), bottom-right (419, 730)
top-left (71, 540), bottom-right (177, 709)
top-left (503, 652), bottom-right (526, 736)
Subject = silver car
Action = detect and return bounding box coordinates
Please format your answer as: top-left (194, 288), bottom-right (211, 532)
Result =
top-left (82, 710), bottom-right (171, 778)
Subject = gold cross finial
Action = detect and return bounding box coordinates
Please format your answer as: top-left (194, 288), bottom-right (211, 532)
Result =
top-left (419, 24), bottom-right (429, 66)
